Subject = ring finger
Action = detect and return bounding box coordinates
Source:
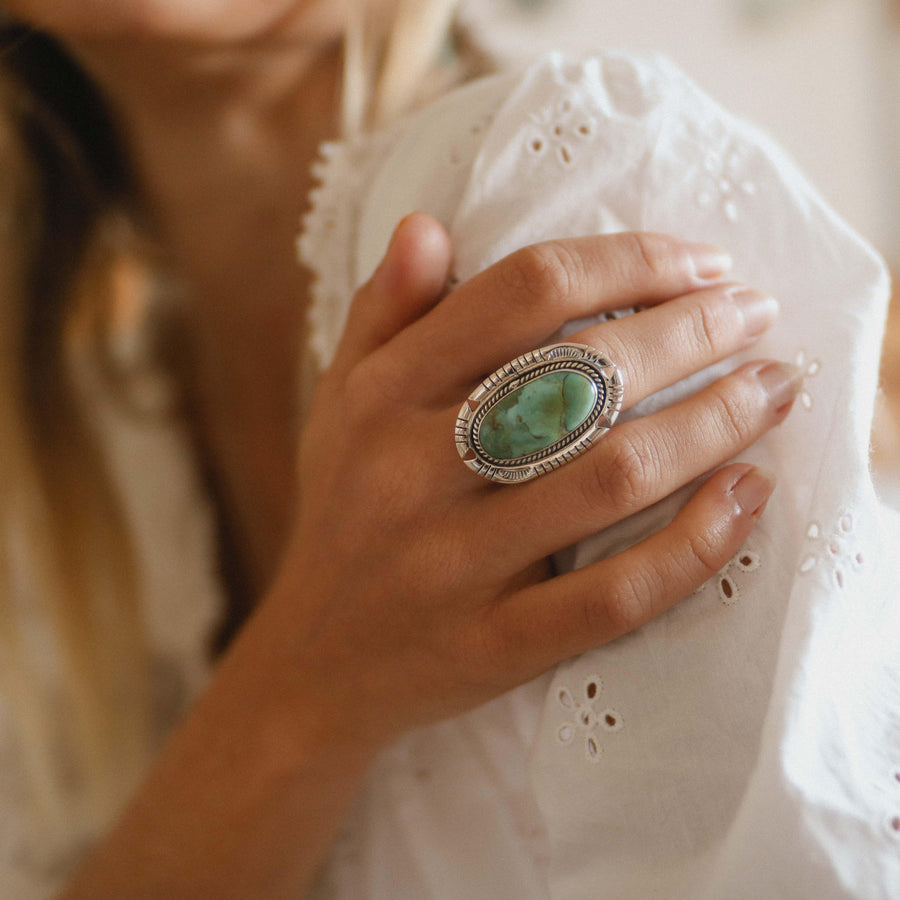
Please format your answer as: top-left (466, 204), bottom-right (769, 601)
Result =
top-left (567, 282), bottom-right (780, 410)
top-left (468, 358), bottom-right (801, 569)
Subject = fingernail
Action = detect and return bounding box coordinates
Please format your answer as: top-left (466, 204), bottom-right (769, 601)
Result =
top-left (687, 243), bottom-right (732, 280)
top-left (729, 287), bottom-right (780, 340)
top-left (754, 361), bottom-right (803, 410)
top-left (731, 466), bottom-right (776, 516)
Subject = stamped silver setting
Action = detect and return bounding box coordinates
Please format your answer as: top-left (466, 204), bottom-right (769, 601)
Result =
top-left (455, 342), bottom-right (624, 484)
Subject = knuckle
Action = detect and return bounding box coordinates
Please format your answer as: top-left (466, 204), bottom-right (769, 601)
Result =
top-left (709, 381), bottom-right (758, 446)
top-left (685, 530), bottom-right (726, 580)
top-left (344, 354), bottom-right (410, 417)
top-left (587, 568), bottom-right (652, 636)
top-left (503, 242), bottom-right (579, 308)
top-left (687, 298), bottom-right (729, 358)
top-left (623, 232), bottom-right (675, 284)
top-left (604, 595), bottom-right (644, 636)
top-left (595, 432), bottom-right (659, 513)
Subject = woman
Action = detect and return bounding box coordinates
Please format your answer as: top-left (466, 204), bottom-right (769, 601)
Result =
top-left (0, 1), bottom-right (894, 897)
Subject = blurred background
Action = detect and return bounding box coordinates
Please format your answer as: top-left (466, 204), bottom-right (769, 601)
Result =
top-left (459, 0), bottom-right (900, 501)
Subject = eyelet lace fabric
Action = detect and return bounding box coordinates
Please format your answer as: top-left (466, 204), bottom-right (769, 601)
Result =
top-left (299, 49), bottom-right (900, 899)
top-left (555, 676), bottom-right (624, 763)
top-left (298, 128), bottom-right (401, 370)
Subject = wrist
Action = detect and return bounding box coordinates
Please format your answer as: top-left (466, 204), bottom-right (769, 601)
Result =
top-left (222, 574), bottom-right (391, 780)
top-left (62, 575), bottom-right (387, 898)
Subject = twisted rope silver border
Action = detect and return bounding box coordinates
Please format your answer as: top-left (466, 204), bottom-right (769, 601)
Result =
top-left (455, 342), bottom-right (624, 484)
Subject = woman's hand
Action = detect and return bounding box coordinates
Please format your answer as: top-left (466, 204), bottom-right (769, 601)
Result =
top-left (63, 213), bottom-right (797, 899)
top-left (274, 212), bottom-right (795, 745)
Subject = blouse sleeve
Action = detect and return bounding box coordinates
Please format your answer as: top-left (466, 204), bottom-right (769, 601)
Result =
top-left (301, 51), bottom-right (900, 899)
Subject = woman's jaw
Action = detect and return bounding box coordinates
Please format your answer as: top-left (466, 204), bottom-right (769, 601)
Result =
top-left (1, 0), bottom-right (354, 44)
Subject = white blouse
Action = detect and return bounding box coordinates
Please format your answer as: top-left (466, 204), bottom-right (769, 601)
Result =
top-left (299, 51), bottom-right (900, 899)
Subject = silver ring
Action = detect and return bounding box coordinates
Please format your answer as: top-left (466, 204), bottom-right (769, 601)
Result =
top-left (455, 342), bottom-right (624, 484)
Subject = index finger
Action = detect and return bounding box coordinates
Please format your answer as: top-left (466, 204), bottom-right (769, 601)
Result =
top-left (374, 232), bottom-right (732, 403)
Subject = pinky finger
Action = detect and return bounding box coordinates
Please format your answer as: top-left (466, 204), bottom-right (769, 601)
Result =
top-left (490, 463), bottom-right (775, 675)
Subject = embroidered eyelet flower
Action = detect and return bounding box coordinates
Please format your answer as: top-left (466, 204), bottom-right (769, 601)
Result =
top-left (799, 512), bottom-right (864, 588)
top-left (692, 546), bottom-right (761, 604)
top-left (886, 815), bottom-right (900, 840)
top-left (696, 146), bottom-right (757, 223)
top-left (881, 769), bottom-right (900, 840)
top-left (526, 94), bottom-right (598, 168)
top-left (716, 549), bottom-right (762, 605)
top-left (556, 675), bottom-right (623, 763)
top-left (794, 350), bottom-right (821, 411)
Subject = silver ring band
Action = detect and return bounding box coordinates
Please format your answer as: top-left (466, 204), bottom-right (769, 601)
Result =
top-left (455, 342), bottom-right (624, 484)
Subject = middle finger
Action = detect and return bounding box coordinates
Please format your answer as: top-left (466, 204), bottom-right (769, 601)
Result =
top-left (374, 232), bottom-right (732, 404)
top-left (567, 282), bottom-right (780, 409)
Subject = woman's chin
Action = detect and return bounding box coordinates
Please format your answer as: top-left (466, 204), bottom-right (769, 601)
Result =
top-left (3, 0), bottom-right (348, 44)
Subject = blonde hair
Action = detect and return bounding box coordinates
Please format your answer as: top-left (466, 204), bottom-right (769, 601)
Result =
top-left (343, 0), bottom-right (462, 135)
top-left (0, 33), bottom-right (152, 852)
top-left (0, 0), bottom-right (460, 860)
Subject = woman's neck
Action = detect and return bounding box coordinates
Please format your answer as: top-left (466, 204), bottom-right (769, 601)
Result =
top-left (74, 35), bottom-right (345, 594)
top-left (72, 35), bottom-right (341, 322)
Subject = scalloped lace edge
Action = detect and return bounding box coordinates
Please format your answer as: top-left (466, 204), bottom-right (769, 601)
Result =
top-left (297, 128), bottom-right (401, 370)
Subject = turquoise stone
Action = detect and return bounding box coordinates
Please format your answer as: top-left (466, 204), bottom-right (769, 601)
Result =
top-left (480, 370), bottom-right (597, 460)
